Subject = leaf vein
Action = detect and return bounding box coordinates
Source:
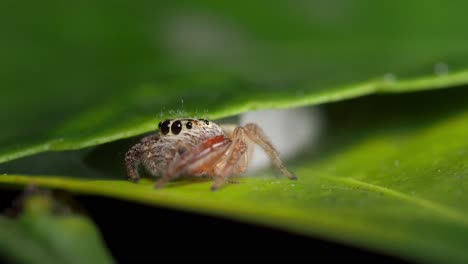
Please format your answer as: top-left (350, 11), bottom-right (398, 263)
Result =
top-left (326, 176), bottom-right (468, 226)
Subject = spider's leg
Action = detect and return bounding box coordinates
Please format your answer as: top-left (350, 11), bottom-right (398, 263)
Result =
top-left (243, 123), bottom-right (297, 180)
top-left (211, 127), bottom-right (248, 191)
top-left (125, 143), bottom-right (143, 182)
top-left (155, 136), bottom-right (231, 189)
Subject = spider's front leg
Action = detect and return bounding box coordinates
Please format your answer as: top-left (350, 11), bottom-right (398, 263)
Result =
top-left (125, 143), bottom-right (143, 182)
top-left (155, 136), bottom-right (232, 189)
top-left (243, 123), bottom-right (297, 180)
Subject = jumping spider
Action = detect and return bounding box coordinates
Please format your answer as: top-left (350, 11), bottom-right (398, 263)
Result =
top-left (125, 118), bottom-right (297, 191)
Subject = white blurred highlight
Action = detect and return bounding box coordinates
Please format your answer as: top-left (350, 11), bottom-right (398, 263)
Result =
top-left (239, 107), bottom-right (324, 173)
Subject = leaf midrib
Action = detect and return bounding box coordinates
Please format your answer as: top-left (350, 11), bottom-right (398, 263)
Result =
top-left (323, 175), bottom-right (468, 226)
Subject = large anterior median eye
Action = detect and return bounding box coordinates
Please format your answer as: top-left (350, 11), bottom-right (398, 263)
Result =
top-left (160, 120), bottom-right (170, 135)
top-left (171, 120), bottom-right (182, 135)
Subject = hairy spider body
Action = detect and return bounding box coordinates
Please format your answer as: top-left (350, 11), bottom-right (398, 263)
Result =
top-left (125, 118), bottom-right (297, 191)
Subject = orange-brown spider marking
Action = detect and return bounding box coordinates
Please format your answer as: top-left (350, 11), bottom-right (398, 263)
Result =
top-left (124, 118), bottom-right (297, 191)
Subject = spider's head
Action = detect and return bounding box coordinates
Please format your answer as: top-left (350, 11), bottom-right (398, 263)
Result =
top-left (157, 118), bottom-right (224, 139)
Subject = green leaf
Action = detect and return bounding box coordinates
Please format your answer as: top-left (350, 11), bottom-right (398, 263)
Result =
top-left (2, 88), bottom-right (468, 263)
top-left (2, 0), bottom-right (468, 163)
top-left (0, 190), bottom-right (114, 264)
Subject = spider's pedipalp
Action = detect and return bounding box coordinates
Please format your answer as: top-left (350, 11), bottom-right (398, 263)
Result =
top-left (155, 135), bottom-right (232, 189)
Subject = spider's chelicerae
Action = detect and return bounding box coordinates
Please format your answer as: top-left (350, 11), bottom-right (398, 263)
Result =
top-left (125, 118), bottom-right (297, 191)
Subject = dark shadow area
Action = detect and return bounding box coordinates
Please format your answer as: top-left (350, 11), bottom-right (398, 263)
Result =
top-left (0, 148), bottom-right (109, 179)
top-left (327, 86), bottom-right (468, 134)
top-left (292, 85), bottom-right (468, 167)
top-left (83, 135), bottom-right (141, 178)
top-left (0, 133), bottom-right (145, 180)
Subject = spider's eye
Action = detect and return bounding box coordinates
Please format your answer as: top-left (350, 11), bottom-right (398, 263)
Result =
top-left (160, 120), bottom-right (170, 135)
top-left (186, 121), bottom-right (193, 129)
top-left (171, 120), bottom-right (182, 135)
top-left (198, 118), bottom-right (209, 125)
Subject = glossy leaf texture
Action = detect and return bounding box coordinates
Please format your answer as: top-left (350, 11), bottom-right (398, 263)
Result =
top-left (0, 189), bottom-right (114, 264)
top-left (2, 87), bottom-right (468, 263)
top-left (2, 0), bottom-right (468, 163)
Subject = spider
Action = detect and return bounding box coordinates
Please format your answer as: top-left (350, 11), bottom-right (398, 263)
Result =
top-left (125, 118), bottom-right (297, 191)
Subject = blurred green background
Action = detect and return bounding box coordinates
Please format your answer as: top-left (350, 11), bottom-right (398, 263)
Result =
top-left (2, 1), bottom-right (468, 263)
